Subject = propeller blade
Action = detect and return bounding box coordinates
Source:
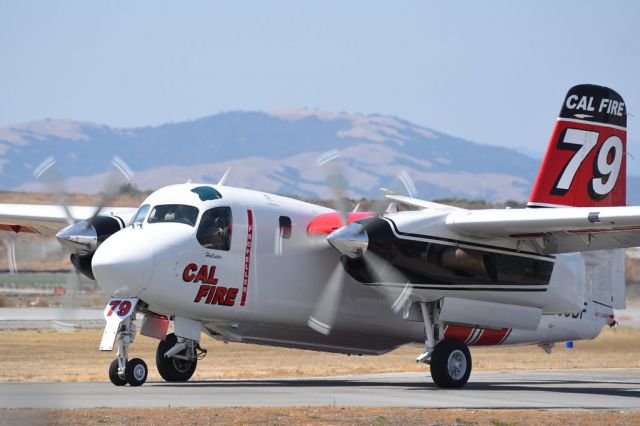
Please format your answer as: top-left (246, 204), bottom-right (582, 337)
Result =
top-left (55, 268), bottom-right (82, 329)
top-left (4, 240), bottom-right (17, 274)
top-left (317, 150), bottom-right (350, 226)
top-left (33, 156), bottom-right (74, 225)
top-left (307, 261), bottom-right (346, 335)
top-left (362, 251), bottom-right (412, 313)
top-left (371, 169), bottom-right (417, 215)
top-left (88, 156), bottom-right (134, 221)
top-left (34, 156), bottom-right (134, 225)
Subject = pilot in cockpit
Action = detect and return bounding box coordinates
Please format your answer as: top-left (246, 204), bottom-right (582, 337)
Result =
top-left (198, 210), bottom-right (231, 250)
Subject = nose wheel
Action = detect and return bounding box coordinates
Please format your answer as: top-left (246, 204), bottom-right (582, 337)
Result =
top-left (104, 304), bottom-right (150, 387)
top-left (108, 357), bottom-right (149, 386)
top-left (125, 358), bottom-right (149, 386)
top-left (108, 359), bottom-right (127, 386)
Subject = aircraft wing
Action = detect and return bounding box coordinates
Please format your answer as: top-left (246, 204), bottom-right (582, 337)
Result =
top-left (0, 204), bottom-right (138, 236)
top-left (445, 206), bottom-right (640, 254)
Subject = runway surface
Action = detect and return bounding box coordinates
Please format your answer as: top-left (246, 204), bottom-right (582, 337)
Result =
top-left (1, 307), bottom-right (638, 330)
top-left (2, 369), bottom-right (639, 410)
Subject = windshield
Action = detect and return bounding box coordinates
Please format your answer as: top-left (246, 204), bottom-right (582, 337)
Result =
top-left (147, 204), bottom-right (199, 227)
top-left (130, 204), bottom-right (150, 225)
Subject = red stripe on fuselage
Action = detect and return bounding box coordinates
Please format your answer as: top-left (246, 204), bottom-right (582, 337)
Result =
top-left (444, 325), bottom-right (510, 346)
top-left (240, 209), bottom-right (253, 306)
top-left (444, 325), bottom-right (473, 342)
top-left (474, 328), bottom-right (510, 346)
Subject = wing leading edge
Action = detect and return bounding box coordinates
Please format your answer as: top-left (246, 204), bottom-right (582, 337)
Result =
top-left (0, 204), bottom-right (137, 236)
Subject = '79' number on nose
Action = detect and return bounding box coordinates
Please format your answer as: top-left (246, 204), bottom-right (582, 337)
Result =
top-left (552, 128), bottom-right (623, 199)
top-left (107, 300), bottom-right (132, 317)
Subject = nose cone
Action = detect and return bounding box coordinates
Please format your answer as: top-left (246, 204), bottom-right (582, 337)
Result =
top-left (92, 228), bottom-right (155, 297)
top-left (56, 221), bottom-right (97, 255)
top-left (327, 222), bottom-right (369, 259)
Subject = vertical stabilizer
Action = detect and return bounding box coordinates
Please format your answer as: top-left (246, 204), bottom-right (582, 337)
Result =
top-left (529, 85), bottom-right (627, 208)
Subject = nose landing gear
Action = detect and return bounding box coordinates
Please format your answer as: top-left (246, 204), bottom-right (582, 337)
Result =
top-left (106, 309), bottom-right (150, 386)
top-left (101, 298), bottom-right (207, 386)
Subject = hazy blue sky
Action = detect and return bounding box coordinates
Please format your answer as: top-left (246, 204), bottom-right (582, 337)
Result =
top-left (1, 1), bottom-right (638, 154)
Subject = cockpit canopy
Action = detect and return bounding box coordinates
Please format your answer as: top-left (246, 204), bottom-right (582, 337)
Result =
top-left (147, 204), bottom-right (199, 227)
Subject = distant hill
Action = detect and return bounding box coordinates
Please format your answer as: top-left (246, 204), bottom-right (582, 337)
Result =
top-left (1, 110), bottom-right (638, 203)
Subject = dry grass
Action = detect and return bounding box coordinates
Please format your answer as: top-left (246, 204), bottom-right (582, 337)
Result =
top-left (0, 190), bottom-right (145, 207)
top-left (2, 407), bottom-right (639, 426)
top-left (2, 327), bottom-right (640, 383)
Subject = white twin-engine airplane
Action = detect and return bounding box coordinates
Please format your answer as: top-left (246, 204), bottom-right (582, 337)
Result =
top-left (0, 84), bottom-right (634, 388)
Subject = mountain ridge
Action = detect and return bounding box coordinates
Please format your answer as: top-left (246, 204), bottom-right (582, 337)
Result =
top-left (1, 110), bottom-right (636, 204)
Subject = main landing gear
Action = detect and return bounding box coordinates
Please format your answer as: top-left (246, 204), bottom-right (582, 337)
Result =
top-left (156, 333), bottom-right (206, 382)
top-left (416, 301), bottom-right (472, 388)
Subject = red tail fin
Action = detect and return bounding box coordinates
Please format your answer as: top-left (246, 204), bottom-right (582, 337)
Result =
top-left (528, 84), bottom-right (627, 207)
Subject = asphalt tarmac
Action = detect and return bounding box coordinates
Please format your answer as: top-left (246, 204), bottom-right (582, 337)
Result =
top-left (2, 369), bottom-right (639, 410)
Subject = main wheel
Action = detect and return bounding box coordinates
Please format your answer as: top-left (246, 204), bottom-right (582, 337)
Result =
top-left (430, 339), bottom-right (472, 388)
top-left (125, 358), bottom-right (148, 387)
top-left (108, 358), bottom-right (127, 386)
top-left (156, 333), bottom-right (197, 382)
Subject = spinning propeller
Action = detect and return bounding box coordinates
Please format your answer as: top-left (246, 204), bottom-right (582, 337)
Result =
top-left (32, 156), bottom-right (134, 314)
top-left (307, 150), bottom-right (414, 335)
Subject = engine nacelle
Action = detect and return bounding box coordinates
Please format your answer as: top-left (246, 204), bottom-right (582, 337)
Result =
top-left (57, 215), bottom-right (125, 279)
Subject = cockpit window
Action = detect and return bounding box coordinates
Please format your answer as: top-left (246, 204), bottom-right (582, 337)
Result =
top-left (147, 204), bottom-right (199, 227)
top-left (130, 204), bottom-right (150, 225)
top-left (197, 206), bottom-right (232, 251)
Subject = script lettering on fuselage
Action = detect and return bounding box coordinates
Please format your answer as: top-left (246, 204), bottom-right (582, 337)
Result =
top-left (182, 263), bottom-right (238, 307)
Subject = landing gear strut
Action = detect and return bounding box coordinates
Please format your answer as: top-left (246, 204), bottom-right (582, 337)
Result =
top-left (416, 301), bottom-right (472, 388)
top-left (101, 299), bottom-right (208, 386)
top-left (107, 313), bottom-right (149, 387)
top-left (156, 333), bottom-right (205, 382)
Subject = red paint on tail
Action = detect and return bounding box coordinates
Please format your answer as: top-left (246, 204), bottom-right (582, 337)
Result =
top-left (529, 84), bottom-right (627, 208)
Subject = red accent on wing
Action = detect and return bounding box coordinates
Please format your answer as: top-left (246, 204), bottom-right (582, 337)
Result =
top-left (0, 224), bottom-right (37, 234)
top-left (529, 120), bottom-right (626, 207)
top-left (307, 212), bottom-right (376, 235)
top-left (474, 328), bottom-right (510, 346)
top-left (444, 325), bottom-right (473, 342)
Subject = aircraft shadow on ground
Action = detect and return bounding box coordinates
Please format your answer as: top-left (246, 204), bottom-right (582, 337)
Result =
top-left (150, 378), bottom-right (640, 399)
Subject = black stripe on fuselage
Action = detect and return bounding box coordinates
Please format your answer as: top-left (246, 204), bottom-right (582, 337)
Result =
top-left (384, 217), bottom-right (554, 260)
top-left (363, 283), bottom-right (548, 292)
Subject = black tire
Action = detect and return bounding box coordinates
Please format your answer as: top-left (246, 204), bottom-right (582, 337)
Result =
top-left (125, 358), bottom-right (148, 387)
top-left (156, 333), bottom-right (197, 382)
top-left (430, 339), bottom-right (472, 388)
top-left (109, 358), bottom-right (127, 386)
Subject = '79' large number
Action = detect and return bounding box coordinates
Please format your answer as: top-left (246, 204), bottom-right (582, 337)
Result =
top-left (552, 128), bottom-right (623, 199)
